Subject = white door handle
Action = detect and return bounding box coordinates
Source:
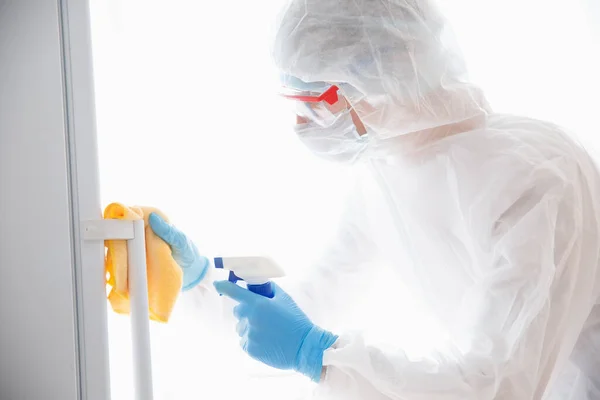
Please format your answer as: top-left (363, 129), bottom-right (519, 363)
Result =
top-left (83, 219), bottom-right (154, 400)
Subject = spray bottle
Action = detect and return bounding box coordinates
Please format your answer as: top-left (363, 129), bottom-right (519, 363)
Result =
top-left (213, 256), bottom-right (285, 298)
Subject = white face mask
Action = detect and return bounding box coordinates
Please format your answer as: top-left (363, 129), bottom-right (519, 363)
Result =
top-left (294, 109), bottom-right (368, 163)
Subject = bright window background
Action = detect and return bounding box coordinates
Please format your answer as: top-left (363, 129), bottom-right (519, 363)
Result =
top-left (88, 0), bottom-right (600, 399)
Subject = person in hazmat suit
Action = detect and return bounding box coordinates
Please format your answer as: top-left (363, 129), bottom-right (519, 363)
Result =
top-left (149, 0), bottom-right (600, 398)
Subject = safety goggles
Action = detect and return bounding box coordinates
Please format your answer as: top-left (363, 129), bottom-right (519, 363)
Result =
top-left (279, 84), bottom-right (349, 127)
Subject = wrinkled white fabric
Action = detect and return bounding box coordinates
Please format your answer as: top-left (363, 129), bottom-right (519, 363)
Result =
top-left (308, 117), bottom-right (600, 399)
top-left (182, 0), bottom-right (600, 398)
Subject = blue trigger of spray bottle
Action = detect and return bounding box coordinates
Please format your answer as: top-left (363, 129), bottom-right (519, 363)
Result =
top-left (213, 256), bottom-right (286, 298)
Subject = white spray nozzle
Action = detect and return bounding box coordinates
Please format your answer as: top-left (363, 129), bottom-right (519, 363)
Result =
top-left (214, 256), bottom-right (285, 285)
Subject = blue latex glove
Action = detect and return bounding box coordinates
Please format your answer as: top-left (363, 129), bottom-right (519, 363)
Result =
top-left (214, 280), bottom-right (338, 382)
top-left (148, 213), bottom-right (209, 291)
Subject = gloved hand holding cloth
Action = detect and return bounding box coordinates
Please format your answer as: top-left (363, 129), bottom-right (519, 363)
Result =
top-left (149, 213), bottom-right (210, 291)
top-left (103, 206), bottom-right (210, 323)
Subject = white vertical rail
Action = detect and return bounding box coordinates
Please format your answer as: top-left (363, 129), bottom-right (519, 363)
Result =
top-left (127, 219), bottom-right (154, 400)
top-left (82, 219), bottom-right (154, 400)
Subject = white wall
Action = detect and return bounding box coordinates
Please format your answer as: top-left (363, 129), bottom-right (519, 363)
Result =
top-left (0, 0), bottom-right (79, 398)
top-left (0, 1), bottom-right (106, 399)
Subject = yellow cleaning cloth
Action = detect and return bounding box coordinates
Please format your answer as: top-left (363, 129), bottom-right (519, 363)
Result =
top-left (104, 203), bottom-right (183, 323)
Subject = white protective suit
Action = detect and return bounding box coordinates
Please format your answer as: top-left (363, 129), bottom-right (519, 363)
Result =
top-left (188, 0), bottom-right (600, 398)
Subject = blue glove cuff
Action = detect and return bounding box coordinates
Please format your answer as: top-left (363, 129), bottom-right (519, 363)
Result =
top-left (296, 326), bottom-right (338, 383)
top-left (181, 256), bottom-right (210, 291)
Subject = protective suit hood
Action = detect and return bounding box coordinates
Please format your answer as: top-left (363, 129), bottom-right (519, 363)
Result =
top-left (272, 0), bottom-right (491, 142)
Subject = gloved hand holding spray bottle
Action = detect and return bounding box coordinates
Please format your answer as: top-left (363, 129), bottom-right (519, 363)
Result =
top-left (149, 213), bottom-right (338, 382)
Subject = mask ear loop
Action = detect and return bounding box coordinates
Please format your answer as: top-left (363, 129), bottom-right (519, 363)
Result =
top-left (336, 83), bottom-right (372, 138)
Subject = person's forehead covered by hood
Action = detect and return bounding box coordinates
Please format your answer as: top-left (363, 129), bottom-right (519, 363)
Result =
top-left (272, 0), bottom-right (490, 139)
